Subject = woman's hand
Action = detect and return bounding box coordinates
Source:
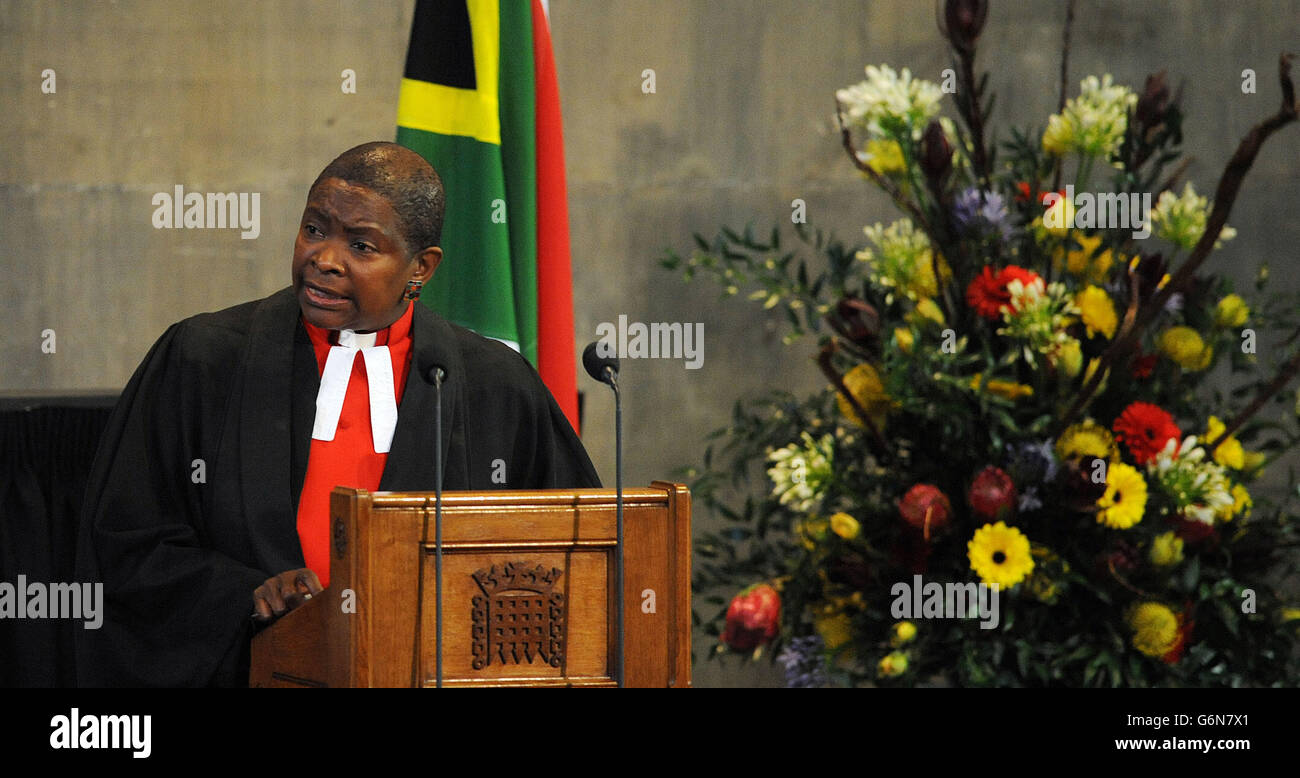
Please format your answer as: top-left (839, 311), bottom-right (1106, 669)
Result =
top-left (251, 568), bottom-right (323, 623)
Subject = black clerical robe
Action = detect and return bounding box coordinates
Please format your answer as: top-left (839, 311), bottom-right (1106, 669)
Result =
top-left (74, 287), bottom-right (600, 687)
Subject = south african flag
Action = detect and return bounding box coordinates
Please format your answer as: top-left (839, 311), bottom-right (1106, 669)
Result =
top-left (397, 0), bottom-right (580, 430)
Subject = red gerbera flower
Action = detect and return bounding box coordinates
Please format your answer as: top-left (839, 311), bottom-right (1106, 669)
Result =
top-left (1112, 402), bottom-right (1181, 465)
top-left (966, 265), bottom-right (1042, 320)
top-left (967, 266), bottom-right (1008, 319)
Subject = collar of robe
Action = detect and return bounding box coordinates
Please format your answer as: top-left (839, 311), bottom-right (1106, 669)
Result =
top-left (311, 328), bottom-right (398, 454)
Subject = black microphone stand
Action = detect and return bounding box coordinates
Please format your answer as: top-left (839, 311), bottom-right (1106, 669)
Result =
top-left (434, 367), bottom-right (445, 689)
top-left (608, 366), bottom-right (624, 689)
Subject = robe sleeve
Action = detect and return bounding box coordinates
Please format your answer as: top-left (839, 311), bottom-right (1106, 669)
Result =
top-left (527, 366), bottom-right (603, 489)
top-left (492, 344), bottom-right (602, 490)
top-left (75, 321), bottom-right (270, 687)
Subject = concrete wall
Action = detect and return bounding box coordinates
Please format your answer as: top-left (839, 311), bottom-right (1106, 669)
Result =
top-left (3, 0), bottom-right (1298, 687)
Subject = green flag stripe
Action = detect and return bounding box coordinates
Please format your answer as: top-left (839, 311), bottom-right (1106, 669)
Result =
top-left (498, 0), bottom-right (538, 365)
top-left (396, 125), bottom-right (520, 346)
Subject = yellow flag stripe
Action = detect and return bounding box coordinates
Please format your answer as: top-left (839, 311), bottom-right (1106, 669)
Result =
top-left (398, 79), bottom-right (500, 145)
top-left (396, 0), bottom-right (500, 145)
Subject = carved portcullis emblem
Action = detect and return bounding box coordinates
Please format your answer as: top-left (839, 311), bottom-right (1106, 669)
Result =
top-left (470, 562), bottom-right (565, 670)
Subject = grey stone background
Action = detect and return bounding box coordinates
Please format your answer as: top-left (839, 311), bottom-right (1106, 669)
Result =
top-left (2, 0), bottom-right (1298, 687)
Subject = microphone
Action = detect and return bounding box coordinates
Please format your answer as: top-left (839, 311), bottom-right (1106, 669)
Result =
top-left (582, 341), bottom-right (624, 687)
top-left (583, 342), bottom-right (619, 387)
top-left (414, 363), bottom-right (447, 689)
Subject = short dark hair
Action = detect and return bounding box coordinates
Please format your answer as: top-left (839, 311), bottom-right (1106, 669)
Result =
top-left (309, 141), bottom-right (445, 255)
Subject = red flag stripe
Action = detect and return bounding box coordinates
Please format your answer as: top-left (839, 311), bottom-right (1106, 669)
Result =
top-left (531, 0), bottom-right (580, 432)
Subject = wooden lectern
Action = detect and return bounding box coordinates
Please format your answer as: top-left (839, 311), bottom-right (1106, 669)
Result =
top-left (250, 482), bottom-right (690, 687)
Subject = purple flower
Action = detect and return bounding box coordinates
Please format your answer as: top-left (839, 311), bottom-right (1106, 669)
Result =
top-left (953, 187), bottom-right (1014, 242)
top-left (1018, 485), bottom-right (1044, 513)
top-left (1007, 439), bottom-right (1058, 485)
top-left (776, 635), bottom-right (828, 688)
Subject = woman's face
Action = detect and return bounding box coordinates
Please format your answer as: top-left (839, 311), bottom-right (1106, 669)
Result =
top-left (291, 177), bottom-right (440, 332)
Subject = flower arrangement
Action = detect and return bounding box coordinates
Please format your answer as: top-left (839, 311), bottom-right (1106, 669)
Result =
top-left (663, 0), bottom-right (1300, 686)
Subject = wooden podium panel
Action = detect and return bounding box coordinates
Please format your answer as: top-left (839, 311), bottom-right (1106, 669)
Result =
top-left (250, 482), bottom-right (690, 688)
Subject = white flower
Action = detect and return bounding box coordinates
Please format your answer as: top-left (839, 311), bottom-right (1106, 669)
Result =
top-left (1041, 74), bottom-right (1137, 157)
top-left (837, 64), bottom-right (944, 141)
top-left (1151, 183), bottom-right (1237, 251)
top-left (767, 432), bottom-right (835, 513)
top-left (997, 279), bottom-right (1078, 365)
top-left (856, 218), bottom-right (941, 300)
top-left (1148, 436), bottom-right (1234, 524)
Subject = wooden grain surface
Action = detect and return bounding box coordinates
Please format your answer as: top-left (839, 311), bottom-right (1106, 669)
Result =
top-left (251, 484), bottom-right (692, 688)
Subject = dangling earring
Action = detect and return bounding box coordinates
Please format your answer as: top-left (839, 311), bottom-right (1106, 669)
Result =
top-left (404, 279), bottom-right (424, 301)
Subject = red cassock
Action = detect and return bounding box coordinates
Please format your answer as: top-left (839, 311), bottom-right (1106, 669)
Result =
top-left (296, 301), bottom-right (414, 587)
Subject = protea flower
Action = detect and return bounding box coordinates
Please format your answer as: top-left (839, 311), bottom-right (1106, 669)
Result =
top-left (1135, 71), bottom-right (1173, 134)
top-left (919, 119), bottom-right (953, 192)
top-left (829, 296), bottom-right (881, 354)
top-left (939, 0), bottom-right (988, 53)
top-left (721, 584), bottom-right (781, 652)
top-left (899, 483), bottom-right (952, 538)
top-left (968, 466), bottom-right (1017, 521)
top-left (1055, 457), bottom-right (1109, 513)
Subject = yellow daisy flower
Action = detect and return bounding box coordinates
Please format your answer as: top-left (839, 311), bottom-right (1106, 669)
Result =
top-left (877, 650), bottom-right (909, 677)
top-left (890, 621), bottom-right (917, 647)
top-left (967, 521), bottom-right (1035, 588)
top-left (829, 512), bottom-right (861, 540)
top-left (1128, 602), bottom-right (1180, 657)
top-left (1097, 462), bottom-right (1148, 529)
top-left (1075, 285), bottom-right (1118, 339)
top-left (1056, 420), bottom-right (1117, 462)
top-left (893, 327), bottom-right (915, 354)
top-left (1149, 532), bottom-right (1184, 567)
top-left (1214, 294), bottom-right (1250, 328)
top-left (1204, 416), bottom-right (1245, 470)
top-left (835, 363), bottom-right (891, 431)
top-left (1159, 326), bottom-right (1212, 371)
